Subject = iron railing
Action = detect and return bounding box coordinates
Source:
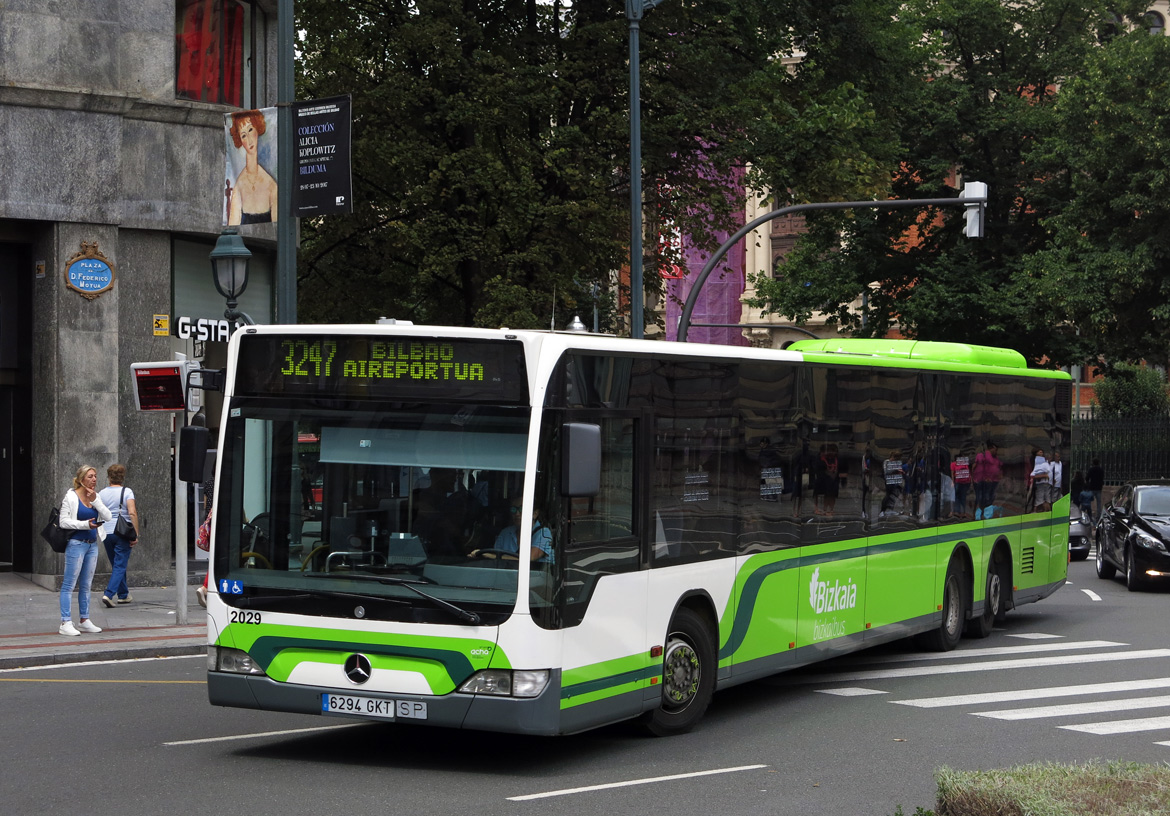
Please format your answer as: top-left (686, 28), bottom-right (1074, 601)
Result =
top-left (1071, 415), bottom-right (1170, 486)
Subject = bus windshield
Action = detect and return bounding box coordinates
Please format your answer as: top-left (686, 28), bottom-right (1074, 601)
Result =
top-left (213, 399), bottom-right (534, 623)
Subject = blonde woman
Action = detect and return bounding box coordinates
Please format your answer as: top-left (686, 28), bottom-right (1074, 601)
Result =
top-left (58, 465), bottom-right (112, 636)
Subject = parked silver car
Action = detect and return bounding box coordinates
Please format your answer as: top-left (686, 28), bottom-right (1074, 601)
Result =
top-left (1069, 502), bottom-right (1091, 561)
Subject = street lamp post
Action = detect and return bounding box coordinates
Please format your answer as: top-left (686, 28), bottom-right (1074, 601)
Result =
top-left (210, 228), bottom-right (255, 326)
top-left (276, 0), bottom-right (296, 324)
top-left (676, 185), bottom-right (989, 342)
top-left (627, 0), bottom-right (666, 340)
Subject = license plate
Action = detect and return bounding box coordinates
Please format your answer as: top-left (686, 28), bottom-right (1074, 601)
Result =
top-left (321, 694), bottom-right (428, 720)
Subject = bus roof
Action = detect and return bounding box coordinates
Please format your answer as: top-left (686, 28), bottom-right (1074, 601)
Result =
top-left (230, 325), bottom-right (1063, 379)
top-left (786, 338), bottom-right (1028, 370)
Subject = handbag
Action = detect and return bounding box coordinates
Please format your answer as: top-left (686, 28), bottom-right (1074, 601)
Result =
top-left (113, 486), bottom-right (137, 542)
top-left (196, 512), bottom-right (212, 551)
top-left (40, 508), bottom-right (71, 553)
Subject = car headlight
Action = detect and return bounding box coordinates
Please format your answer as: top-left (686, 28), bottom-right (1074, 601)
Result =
top-left (458, 669), bottom-right (550, 698)
top-left (1135, 532), bottom-right (1167, 552)
top-left (208, 646), bottom-right (267, 676)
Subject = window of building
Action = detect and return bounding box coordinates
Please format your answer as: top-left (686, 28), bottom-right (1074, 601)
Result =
top-left (1146, 11), bottom-right (1165, 36)
top-left (1098, 12), bottom-right (1122, 44)
top-left (176, 1), bottom-right (267, 107)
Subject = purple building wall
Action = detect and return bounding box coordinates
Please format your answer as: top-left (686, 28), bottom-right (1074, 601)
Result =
top-left (664, 172), bottom-right (748, 347)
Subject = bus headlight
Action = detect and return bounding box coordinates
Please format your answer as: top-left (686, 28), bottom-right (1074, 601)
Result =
top-left (458, 669), bottom-right (550, 698)
top-left (209, 646), bottom-right (267, 676)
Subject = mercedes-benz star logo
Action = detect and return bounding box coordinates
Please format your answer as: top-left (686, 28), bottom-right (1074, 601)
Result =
top-left (344, 653), bottom-right (373, 685)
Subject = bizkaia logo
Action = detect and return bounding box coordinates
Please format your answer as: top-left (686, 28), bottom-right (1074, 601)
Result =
top-left (808, 566), bottom-right (858, 615)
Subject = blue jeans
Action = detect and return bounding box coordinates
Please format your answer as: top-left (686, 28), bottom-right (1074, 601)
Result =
top-left (60, 537), bottom-right (99, 621)
top-left (103, 532), bottom-right (133, 600)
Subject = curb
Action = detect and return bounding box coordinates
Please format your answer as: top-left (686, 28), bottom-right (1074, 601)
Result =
top-left (0, 641), bottom-right (207, 670)
top-left (0, 625), bottom-right (207, 670)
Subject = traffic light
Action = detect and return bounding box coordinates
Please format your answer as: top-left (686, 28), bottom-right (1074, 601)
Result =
top-left (962, 181), bottom-right (988, 239)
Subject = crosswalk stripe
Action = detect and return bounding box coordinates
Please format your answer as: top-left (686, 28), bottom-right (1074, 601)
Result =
top-left (1007, 632), bottom-right (1062, 640)
top-left (1061, 715), bottom-right (1170, 735)
top-left (848, 640), bottom-right (1123, 665)
top-left (799, 648), bottom-right (1170, 684)
top-left (974, 695), bottom-right (1170, 721)
top-left (894, 677), bottom-right (1170, 709)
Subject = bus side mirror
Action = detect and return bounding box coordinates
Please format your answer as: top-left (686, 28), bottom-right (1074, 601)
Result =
top-left (178, 425), bottom-right (210, 483)
top-left (562, 423), bottom-right (601, 497)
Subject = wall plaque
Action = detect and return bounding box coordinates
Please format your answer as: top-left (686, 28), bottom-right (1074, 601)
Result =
top-left (64, 242), bottom-right (116, 300)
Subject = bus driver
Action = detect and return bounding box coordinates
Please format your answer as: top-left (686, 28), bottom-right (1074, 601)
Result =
top-left (489, 506), bottom-right (553, 562)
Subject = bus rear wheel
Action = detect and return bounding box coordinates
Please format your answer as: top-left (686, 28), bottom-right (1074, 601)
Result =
top-left (640, 607), bottom-right (716, 737)
top-left (918, 559), bottom-right (964, 652)
top-left (965, 553), bottom-right (1006, 639)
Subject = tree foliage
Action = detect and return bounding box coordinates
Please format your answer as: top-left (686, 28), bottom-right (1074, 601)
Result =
top-left (1028, 29), bottom-right (1170, 369)
top-left (293, 0), bottom-right (918, 330)
top-left (1093, 362), bottom-right (1169, 418)
top-left (749, 0), bottom-right (1153, 367)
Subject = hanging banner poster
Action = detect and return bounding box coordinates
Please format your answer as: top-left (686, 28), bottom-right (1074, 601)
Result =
top-left (291, 95), bottom-right (353, 217)
top-left (223, 107), bottom-right (279, 226)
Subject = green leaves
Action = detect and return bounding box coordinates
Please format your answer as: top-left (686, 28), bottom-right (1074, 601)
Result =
top-left (751, 0), bottom-right (1170, 368)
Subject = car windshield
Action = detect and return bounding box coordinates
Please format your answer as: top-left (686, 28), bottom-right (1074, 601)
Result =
top-left (1135, 486), bottom-right (1170, 517)
top-left (212, 399), bottom-right (537, 623)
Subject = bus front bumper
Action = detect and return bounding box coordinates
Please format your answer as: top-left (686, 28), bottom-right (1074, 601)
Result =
top-left (207, 670), bottom-right (565, 736)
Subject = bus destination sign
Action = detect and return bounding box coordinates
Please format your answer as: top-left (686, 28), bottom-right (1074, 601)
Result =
top-left (235, 334), bottom-right (529, 403)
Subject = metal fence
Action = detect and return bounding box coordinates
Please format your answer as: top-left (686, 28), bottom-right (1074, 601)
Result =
top-left (1071, 415), bottom-right (1170, 486)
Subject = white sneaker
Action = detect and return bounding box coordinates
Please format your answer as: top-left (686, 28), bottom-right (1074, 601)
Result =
top-left (77, 619), bottom-right (102, 633)
top-left (59, 621), bottom-right (81, 637)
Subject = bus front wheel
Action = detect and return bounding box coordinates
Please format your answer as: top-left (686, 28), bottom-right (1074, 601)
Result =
top-left (640, 607), bottom-right (716, 737)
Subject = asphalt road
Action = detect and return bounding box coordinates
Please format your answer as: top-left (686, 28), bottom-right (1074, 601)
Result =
top-left (3, 556), bottom-right (1167, 816)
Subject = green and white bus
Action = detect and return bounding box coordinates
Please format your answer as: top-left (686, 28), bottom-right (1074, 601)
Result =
top-left (191, 324), bottom-right (1070, 736)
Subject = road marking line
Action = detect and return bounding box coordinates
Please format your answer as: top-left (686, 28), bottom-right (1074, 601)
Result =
top-left (0, 654), bottom-right (204, 673)
top-left (1155, 741), bottom-right (1170, 748)
top-left (1080, 589), bottom-right (1102, 601)
top-left (796, 649), bottom-right (1170, 684)
top-left (507, 765), bottom-right (768, 801)
top-left (895, 677), bottom-right (1170, 708)
top-left (975, 695), bottom-right (1170, 721)
top-left (850, 640), bottom-right (1121, 665)
top-left (817, 687), bottom-right (887, 696)
top-left (1061, 716), bottom-right (1170, 735)
top-left (164, 724), bottom-right (362, 746)
top-left (1007, 633), bottom-right (1062, 639)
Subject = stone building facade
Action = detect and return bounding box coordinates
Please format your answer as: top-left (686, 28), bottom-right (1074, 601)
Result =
top-left (0, 1), bottom-right (279, 586)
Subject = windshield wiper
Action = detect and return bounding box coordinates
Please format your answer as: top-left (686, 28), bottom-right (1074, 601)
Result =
top-left (337, 574), bottom-right (482, 625)
top-left (234, 588), bottom-right (409, 608)
top-left (290, 572), bottom-right (482, 625)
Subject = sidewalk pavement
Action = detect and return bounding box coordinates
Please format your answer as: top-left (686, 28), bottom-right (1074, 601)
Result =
top-left (0, 572), bottom-right (206, 670)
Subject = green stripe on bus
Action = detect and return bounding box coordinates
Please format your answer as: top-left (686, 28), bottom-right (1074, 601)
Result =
top-left (561, 653), bottom-right (657, 701)
top-left (555, 512), bottom-right (1068, 705)
top-left (218, 625), bottom-right (502, 683)
top-left (719, 517), bottom-right (1066, 660)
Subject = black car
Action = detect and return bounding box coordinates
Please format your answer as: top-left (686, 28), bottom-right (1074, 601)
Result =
top-left (1095, 481), bottom-right (1170, 590)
